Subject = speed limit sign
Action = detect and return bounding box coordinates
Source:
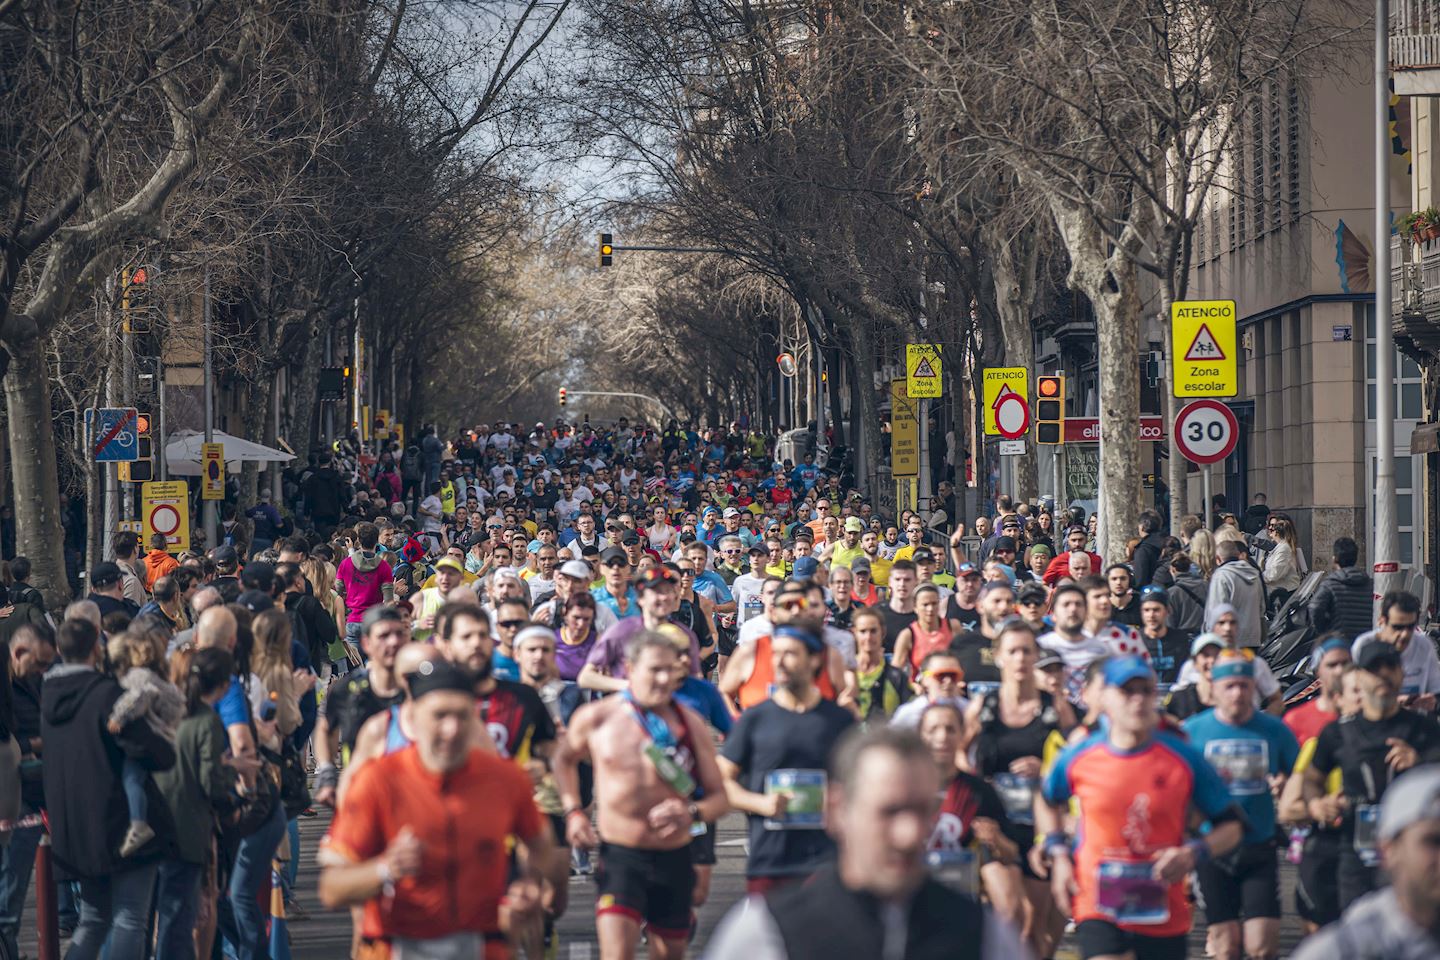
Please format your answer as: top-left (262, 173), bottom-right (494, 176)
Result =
top-left (1174, 400), bottom-right (1239, 464)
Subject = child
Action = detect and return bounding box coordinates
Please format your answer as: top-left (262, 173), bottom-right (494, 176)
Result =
top-left (107, 630), bottom-right (186, 856)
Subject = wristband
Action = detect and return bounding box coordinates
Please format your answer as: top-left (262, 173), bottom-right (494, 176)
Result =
top-left (375, 859), bottom-right (395, 895)
top-left (1185, 838), bottom-right (1211, 867)
top-left (1043, 831), bottom-right (1070, 857)
top-left (564, 807), bottom-right (586, 820)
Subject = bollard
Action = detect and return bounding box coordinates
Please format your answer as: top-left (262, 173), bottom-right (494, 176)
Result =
top-left (34, 832), bottom-right (57, 960)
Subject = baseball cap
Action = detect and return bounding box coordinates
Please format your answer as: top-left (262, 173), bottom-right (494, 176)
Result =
top-left (599, 546), bottom-right (629, 566)
top-left (844, 517), bottom-right (864, 533)
top-left (559, 559), bottom-right (593, 580)
top-left (1139, 584), bottom-right (1169, 606)
top-left (1357, 640), bottom-right (1404, 673)
top-left (89, 561), bottom-right (123, 589)
top-left (1028, 543), bottom-right (1054, 558)
top-left (406, 659), bottom-right (476, 700)
top-left (747, 544), bottom-right (767, 557)
top-left (210, 544), bottom-right (239, 567)
top-left (1103, 656), bottom-right (1156, 688)
top-left (956, 562), bottom-right (981, 579)
top-left (993, 536), bottom-right (1017, 552)
top-left (1379, 765), bottom-right (1440, 841)
top-left (1036, 652), bottom-right (1064, 671)
top-left (1000, 516), bottom-right (1021, 530)
top-left (1016, 583), bottom-right (1048, 605)
top-left (619, 531), bottom-right (642, 547)
top-left (912, 547), bottom-right (935, 564)
top-left (1191, 632), bottom-right (1225, 656)
top-left (434, 556), bottom-right (464, 574)
top-left (850, 557), bottom-right (871, 575)
top-left (723, 507), bottom-right (743, 519)
top-left (792, 556), bottom-right (820, 580)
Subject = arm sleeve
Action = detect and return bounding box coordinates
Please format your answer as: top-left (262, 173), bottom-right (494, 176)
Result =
top-left (1041, 745), bottom-right (1076, 805)
top-left (198, 717), bottom-right (239, 805)
top-left (706, 687), bottom-right (734, 735)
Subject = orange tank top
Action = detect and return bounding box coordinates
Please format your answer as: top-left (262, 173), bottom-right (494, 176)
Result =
top-left (737, 633), bottom-right (838, 710)
top-left (908, 619), bottom-right (954, 672)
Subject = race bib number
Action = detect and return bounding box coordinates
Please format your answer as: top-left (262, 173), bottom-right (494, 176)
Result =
top-left (1354, 804), bottom-right (1381, 867)
top-left (1203, 739), bottom-right (1269, 796)
top-left (926, 848), bottom-right (979, 897)
top-left (966, 681), bottom-right (999, 700)
top-left (763, 769), bottom-right (827, 830)
top-left (1096, 860), bottom-right (1170, 925)
top-left (992, 772), bottom-right (1039, 826)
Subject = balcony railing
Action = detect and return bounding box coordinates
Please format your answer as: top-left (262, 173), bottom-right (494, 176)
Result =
top-left (1393, 0), bottom-right (1440, 92)
top-left (1391, 233), bottom-right (1440, 357)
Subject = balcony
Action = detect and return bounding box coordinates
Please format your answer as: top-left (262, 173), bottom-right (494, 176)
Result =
top-left (1392, 0), bottom-right (1440, 94)
top-left (1390, 233), bottom-right (1440, 358)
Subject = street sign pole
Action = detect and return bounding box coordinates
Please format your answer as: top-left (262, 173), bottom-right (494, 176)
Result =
top-left (1374, 0), bottom-right (1401, 611)
top-left (202, 267), bottom-right (217, 550)
top-left (1202, 463), bottom-right (1212, 532)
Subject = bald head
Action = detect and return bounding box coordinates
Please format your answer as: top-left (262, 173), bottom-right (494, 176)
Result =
top-left (63, 600), bottom-right (100, 630)
top-left (196, 606), bottom-right (238, 653)
top-left (191, 586), bottom-right (223, 616)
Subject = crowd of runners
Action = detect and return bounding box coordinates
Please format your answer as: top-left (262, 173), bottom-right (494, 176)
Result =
top-left (4, 416), bottom-right (1440, 960)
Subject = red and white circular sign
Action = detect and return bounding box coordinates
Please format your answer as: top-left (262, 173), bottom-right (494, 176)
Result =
top-left (1174, 400), bottom-right (1238, 464)
top-left (994, 394), bottom-right (1030, 440)
top-left (148, 504), bottom-right (181, 537)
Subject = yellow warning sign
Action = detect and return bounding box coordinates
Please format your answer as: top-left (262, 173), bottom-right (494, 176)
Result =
top-left (905, 344), bottom-right (943, 399)
top-left (982, 367), bottom-right (1029, 435)
top-left (1171, 299), bottom-right (1238, 397)
top-left (142, 481), bottom-right (191, 554)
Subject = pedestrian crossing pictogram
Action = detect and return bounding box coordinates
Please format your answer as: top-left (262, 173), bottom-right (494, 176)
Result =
top-left (1184, 323), bottom-right (1226, 361)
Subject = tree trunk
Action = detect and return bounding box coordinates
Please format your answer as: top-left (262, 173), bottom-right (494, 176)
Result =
top-left (1049, 196), bottom-right (1146, 564)
top-left (6, 340), bottom-right (71, 611)
top-left (290, 315), bottom-right (322, 455)
top-left (238, 376), bottom-right (268, 506)
top-left (989, 223), bottom-right (1041, 503)
top-left (846, 321), bottom-right (883, 498)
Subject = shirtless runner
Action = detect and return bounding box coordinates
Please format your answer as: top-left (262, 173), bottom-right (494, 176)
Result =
top-left (553, 630), bottom-right (730, 960)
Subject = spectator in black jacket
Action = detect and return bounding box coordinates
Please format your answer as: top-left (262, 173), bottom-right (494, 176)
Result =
top-left (303, 452), bottom-right (348, 536)
top-left (0, 621), bottom-right (53, 956)
top-left (1131, 510), bottom-right (1168, 588)
top-left (1308, 536), bottom-right (1375, 640)
top-left (41, 617), bottom-right (176, 960)
top-left (87, 561), bottom-right (139, 621)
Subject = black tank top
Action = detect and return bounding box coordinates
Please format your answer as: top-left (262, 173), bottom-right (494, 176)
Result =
top-left (975, 690), bottom-right (1061, 776)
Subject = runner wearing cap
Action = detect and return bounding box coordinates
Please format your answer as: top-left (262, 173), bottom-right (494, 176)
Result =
top-left (1137, 585), bottom-right (1190, 684)
top-left (319, 658), bottom-right (554, 959)
top-left (1035, 656), bottom-right (1245, 960)
top-left (1163, 633), bottom-right (1225, 720)
top-left (945, 561), bottom-right (983, 631)
top-left (533, 559), bottom-right (619, 633)
top-left (849, 555), bottom-right (882, 606)
top-left (1174, 603), bottom-right (1283, 714)
top-left (1300, 640), bottom-right (1440, 912)
top-left (1014, 582), bottom-right (1050, 632)
top-left (718, 622), bottom-right (855, 894)
top-left (1183, 650), bottom-right (1299, 960)
top-left (409, 555), bottom-right (467, 642)
top-left (592, 546), bottom-right (640, 620)
top-left (578, 565), bottom-right (705, 695)
top-left (825, 517), bottom-right (867, 570)
top-left (554, 631), bottom-right (729, 959)
top-left (1290, 764), bottom-right (1440, 960)
top-left (1020, 544), bottom-right (1054, 586)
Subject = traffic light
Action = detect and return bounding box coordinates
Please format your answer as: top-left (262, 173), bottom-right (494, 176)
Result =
top-left (598, 233), bottom-right (613, 267)
top-left (559, 387), bottom-right (568, 407)
top-left (318, 367), bottom-right (347, 401)
top-left (119, 413), bottom-right (154, 482)
top-left (1036, 375), bottom-right (1065, 444)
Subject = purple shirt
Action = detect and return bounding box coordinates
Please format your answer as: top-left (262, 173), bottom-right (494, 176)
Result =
top-left (555, 628), bottom-right (598, 682)
top-left (584, 618), bottom-right (703, 679)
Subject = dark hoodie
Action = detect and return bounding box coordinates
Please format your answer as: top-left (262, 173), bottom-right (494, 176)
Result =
top-left (41, 664), bottom-right (176, 879)
top-left (1131, 531), bottom-right (1168, 588)
top-left (303, 465), bottom-right (347, 522)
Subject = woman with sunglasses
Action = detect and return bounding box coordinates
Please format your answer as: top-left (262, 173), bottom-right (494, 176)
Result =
top-left (1261, 515), bottom-right (1303, 606)
top-left (893, 583), bottom-right (964, 679)
top-left (966, 619), bottom-right (1074, 959)
top-left (918, 702), bottom-right (1025, 928)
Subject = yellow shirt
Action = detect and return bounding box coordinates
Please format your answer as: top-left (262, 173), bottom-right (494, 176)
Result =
top-left (893, 544), bottom-right (922, 563)
top-left (831, 543), bottom-right (866, 569)
top-left (439, 482), bottom-right (457, 515)
top-left (419, 569), bottom-right (479, 590)
top-left (866, 555), bottom-right (893, 587)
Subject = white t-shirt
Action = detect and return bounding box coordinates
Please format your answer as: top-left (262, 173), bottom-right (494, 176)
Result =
top-left (420, 495), bottom-right (443, 533)
top-left (1352, 630), bottom-right (1440, 696)
top-left (891, 694), bottom-right (970, 729)
top-left (732, 573), bottom-right (767, 624)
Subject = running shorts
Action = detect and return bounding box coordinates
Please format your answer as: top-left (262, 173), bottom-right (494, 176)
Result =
top-left (594, 841), bottom-right (695, 941)
top-left (1195, 839), bottom-right (1281, 925)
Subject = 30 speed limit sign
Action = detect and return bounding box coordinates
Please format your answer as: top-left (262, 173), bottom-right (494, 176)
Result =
top-left (1174, 400), bottom-right (1239, 464)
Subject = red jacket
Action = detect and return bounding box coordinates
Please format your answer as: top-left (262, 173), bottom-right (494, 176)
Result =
top-left (1042, 550), bottom-right (1104, 585)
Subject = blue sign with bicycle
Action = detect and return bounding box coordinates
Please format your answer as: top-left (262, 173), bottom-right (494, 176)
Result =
top-left (85, 407), bottom-right (139, 462)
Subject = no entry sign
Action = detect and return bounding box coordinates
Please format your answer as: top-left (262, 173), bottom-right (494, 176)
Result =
top-left (142, 481), bottom-right (191, 554)
top-left (1174, 400), bottom-right (1239, 464)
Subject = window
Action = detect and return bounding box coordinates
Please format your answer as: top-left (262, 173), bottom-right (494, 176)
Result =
top-left (1251, 97), bottom-right (1266, 237)
top-left (1269, 81), bottom-right (1283, 231)
top-left (1287, 80), bottom-right (1303, 220)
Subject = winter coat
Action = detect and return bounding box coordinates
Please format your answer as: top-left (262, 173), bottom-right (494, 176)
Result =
top-left (1167, 571), bottom-right (1208, 634)
top-left (1309, 566), bottom-right (1375, 640)
top-left (303, 466), bottom-right (347, 522)
top-left (41, 665), bottom-right (176, 879)
top-left (155, 707), bottom-right (236, 866)
top-left (1131, 532), bottom-right (1169, 588)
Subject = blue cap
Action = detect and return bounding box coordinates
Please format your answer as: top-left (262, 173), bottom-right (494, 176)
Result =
top-left (792, 556), bottom-right (820, 580)
top-left (1103, 656), bottom-right (1156, 688)
top-left (774, 625), bottom-right (825, 654)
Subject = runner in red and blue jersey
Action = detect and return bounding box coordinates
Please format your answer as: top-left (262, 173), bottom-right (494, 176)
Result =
top-left (1034, 656), bottom-right (1246, 960)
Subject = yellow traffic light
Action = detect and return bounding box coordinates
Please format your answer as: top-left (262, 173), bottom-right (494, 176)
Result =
top-left (598, 233), bottom-right (613, 267)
